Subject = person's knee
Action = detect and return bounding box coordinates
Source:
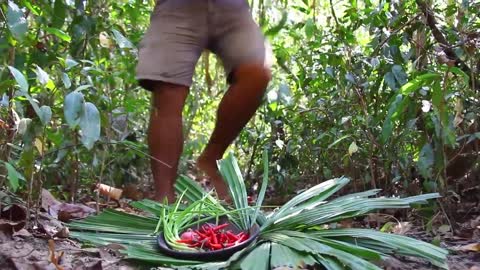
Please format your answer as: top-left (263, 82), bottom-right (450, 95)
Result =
top-left (150, 81), bottom-right (189, 115)
top-left (233, 63), bottom-right (272, 88)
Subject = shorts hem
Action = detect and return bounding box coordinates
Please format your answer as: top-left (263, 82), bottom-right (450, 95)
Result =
top-left (136, 75), bottom-right (191, 91)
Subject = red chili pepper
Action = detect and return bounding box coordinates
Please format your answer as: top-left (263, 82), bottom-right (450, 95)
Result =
top-left (210, 229), bottom-right (218, 244)
top-left (226, 231), bottom-right (239, 241)
top-left (210, 243), bottom-right (223, 250)
top-left (212, 223), bottom-right (229, 232)
top-left (195, 230), bottom-right (209, 239)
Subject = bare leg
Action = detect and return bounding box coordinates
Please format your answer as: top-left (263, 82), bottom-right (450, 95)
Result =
top-left (198, 63), bottom-right (271, 200)
top-left (148, 82), bottom-right (189, 203)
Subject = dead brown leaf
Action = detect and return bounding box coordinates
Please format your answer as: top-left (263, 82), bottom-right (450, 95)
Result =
top-left (56, 203), bottom-right (95, 222)
top-left (456, 243), bottom-right (480, 252)
top-left (41, 189), bottom-right (62, 216)
top-left (392, 222), bottom-right (412, 235)
top-left (42, 189), bottom-right (95, 222)
top-left (13, 228), bottom-right (32, 238)
top-left (53, 227), bottom-right (69, 239)
top-left (38, 215), bottom-right (65, 238)
top-left (1, 204), bottom-right (27, 222)
top-left (0, 219), bottom-right (26, 241)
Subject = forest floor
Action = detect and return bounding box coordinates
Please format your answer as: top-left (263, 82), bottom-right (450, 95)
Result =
top-left (1, 184), bottom-right (479, 270)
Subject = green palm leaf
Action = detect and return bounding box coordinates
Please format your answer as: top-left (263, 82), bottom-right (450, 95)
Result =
top-left (68, 154), bottom-right (448, 270)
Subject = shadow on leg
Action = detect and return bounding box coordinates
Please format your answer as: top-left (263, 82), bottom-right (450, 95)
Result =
top-left (198, 63), bottom-right (271, 200)
top-left (147, 81), bottom-right (189, 203)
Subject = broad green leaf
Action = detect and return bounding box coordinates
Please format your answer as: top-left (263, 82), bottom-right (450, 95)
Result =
top-left (79, 102), bottom-right (101, 149)
top-left (239, 242), bottom-right (271, 270)
top-left (45, 27), bottom-right (71, 42)
top-left (64, 91), bottom-right (85, 127)
top-left (399, 73), bottom-right (440, 95)
top-left (38, 105), bottom-right (52, 125)
top-left (392, 65), bottom-right (407, 86)
top-left (271, 243), bottom-right (317, 268)
top-left (61, 73), bottom-right (71, 88)
top-left (2, 162), bottom-right (25, 192)
top-left (52, 0), bottom-right (66, 28)
top-left (35, 65), bottom-right (50, 85)
top-left (304, 18), bottom-right (315, 39)
top-left (112, 29), bottom-right (134, 49)
top-left (348, 141), bottom-right (358, 156)
top-left (384, 72), bottom-right (397, 90)
top-left (417, 143), bottom-right (434, 178)
top-left (75, 85), bottom-right (92, 92)
top-left (17, 118), bottom-right (31, 135)
top-left (7, 66), bottom-right (28, 92)
top-left (66, 57), bottom-right (79, 69)
top-left (7, 1), bottom-right (28, 41)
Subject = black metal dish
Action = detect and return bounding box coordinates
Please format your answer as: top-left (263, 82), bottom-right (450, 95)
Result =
top-left (156, 216), bottom-right (260, 261)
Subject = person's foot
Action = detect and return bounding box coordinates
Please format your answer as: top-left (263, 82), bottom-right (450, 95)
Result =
top-left (197, 154), bottom-right (231, 202)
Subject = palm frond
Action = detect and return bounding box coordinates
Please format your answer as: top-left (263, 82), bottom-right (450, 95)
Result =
top-left (68, 154), bottom-right (448, 270)
top-left (270, 242), bottom-right (317, 269)
top-left (68, 209), bottom-right (157, 234)
top-left (313, 228), bottom-right (448, 269)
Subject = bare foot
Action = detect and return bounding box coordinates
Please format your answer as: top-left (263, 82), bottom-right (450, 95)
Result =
top-left (197, 155), bottom-right (231, 202)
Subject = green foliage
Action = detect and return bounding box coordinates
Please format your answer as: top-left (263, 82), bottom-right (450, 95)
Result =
top-left (1, 0), bottom-right (479, 217)
top-left (69, 154), bottom-right (448, 269)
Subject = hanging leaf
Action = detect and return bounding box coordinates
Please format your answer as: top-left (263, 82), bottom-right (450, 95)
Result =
top-left (7, 1), bottom-right (28, 41)
top-left (64, 91), bottom-right (85, 127)
top-left (52, 0), bottom-right (67, 28)
top-left (348, 141), bottom-right (358, 156)
top-left (392, 65), bottom-right (407, 86)
top-left (417, 143), bottom-right (434, 178)
top-left (399, 73), bottom-right (440, 95)
top-left (112, 29), bottom-right (134, 49)
top-left (61, 73), bottom-right (71, 88)
top-left (304, 18), bottom-right (316, 39)
top-left (66, 57), bottom-right (79, 70)
top-left (38, 105), bottom-right (52, 125)
top-left (35, 65), bottom-right (50, 85)
top-left (79, 102), bottom-right (101, 149)
top-left (45, 27), bottom-right (71, 42)
top-left (384, 72), bottom-right (397, 90)
top-left (7, 66), bottom-right (28, 92)
top-left (2, 161), bottom-right (25, 192)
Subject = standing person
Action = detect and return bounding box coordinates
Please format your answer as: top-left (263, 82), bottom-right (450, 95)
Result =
top-left (136, 0), bottom-right (272, 203)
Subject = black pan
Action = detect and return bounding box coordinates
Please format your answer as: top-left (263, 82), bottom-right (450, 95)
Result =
top-left (156, 216), bottom-right (260, 261)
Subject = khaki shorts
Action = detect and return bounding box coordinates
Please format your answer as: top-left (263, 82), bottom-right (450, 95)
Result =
top-left (136, 0), bottom-right (272, 90)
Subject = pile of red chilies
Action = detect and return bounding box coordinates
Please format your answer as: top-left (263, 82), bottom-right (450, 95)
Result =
top-left (176, 223), bottom-right (249, 251)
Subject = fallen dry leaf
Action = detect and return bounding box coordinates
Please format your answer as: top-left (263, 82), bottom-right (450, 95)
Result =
top-left (56, 203), bottom-right (96, 222)
top-left (436, 224), bottom-right (451, 234)
top-left (456, 243), bottom-right (480, 252)
top-left (392, 222), bottom-right (412, 235)
top-left (41, 189), bottom-right (62, 216)
top-left (0, 219), bottom-right (26, 241)
top-left (53, 227), bottom-right (69, 239)
top-left (41, 189), bottom-right (96, 222)
top-left (13, 228), bottom-right (32, 238)
top-left (1, 204), bottom-right (27, 222)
